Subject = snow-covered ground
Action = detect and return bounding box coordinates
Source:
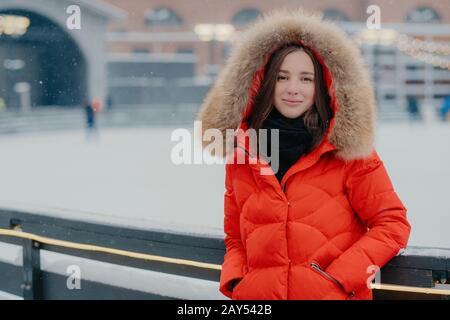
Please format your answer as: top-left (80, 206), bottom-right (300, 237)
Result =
top-left (0, 121), bottom-right (449, 248)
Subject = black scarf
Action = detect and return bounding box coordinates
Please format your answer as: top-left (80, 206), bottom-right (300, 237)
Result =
top-left (259, 108), bottom-right (313, 183)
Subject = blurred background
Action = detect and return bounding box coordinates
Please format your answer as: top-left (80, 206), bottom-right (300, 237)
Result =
top-left (0, 0), bottom-right (449, 251)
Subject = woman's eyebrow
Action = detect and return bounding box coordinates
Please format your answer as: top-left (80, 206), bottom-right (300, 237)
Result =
top-left (279, 69), bottom-right (314, 75)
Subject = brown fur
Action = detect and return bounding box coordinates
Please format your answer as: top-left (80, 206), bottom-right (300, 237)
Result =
top-left (196, 8), bottom-right (376, 161)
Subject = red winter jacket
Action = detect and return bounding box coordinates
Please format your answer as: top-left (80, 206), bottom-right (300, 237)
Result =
top-left (197, 8), bottom-right (411, 300)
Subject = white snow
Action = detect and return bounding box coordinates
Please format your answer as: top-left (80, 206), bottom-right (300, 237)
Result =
top-left (0, 121), bottom-right (449, 248)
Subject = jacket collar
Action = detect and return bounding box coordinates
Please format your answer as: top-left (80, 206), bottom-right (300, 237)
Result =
top-left (233, 119), bottom-right (337, 190)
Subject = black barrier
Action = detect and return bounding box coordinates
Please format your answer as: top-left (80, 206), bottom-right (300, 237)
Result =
top-left (0, 208), bottom-right (449, 300)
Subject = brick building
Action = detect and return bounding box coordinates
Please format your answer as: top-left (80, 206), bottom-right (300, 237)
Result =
top-left (103, 0), bottom-right (450, 115)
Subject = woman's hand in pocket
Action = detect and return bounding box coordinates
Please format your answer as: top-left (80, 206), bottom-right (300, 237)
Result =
top-left (228, 278), bottom-right (242, 292)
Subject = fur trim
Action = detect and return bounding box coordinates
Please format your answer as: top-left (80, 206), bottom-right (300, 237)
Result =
top-left (196, 8), bottom-right (376, 160)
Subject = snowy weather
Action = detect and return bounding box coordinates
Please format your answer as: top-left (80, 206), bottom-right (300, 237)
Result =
top-left (0, 121), bottom-right (449, 248)
top-left (1, 0), bottom-right (450, 301)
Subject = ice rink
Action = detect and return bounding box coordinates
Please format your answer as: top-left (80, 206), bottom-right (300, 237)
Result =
top-left (0, 121), bottom-right (449, 248)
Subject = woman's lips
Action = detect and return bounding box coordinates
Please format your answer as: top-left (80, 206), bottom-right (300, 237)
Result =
top-left (282, 99), bottom-right (303, 106)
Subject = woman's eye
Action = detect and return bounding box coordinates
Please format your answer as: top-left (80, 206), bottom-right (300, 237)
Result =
top-left (302, 77), bottom-right (313, 82)
top-left (277, 75), bottom-right (287, 80)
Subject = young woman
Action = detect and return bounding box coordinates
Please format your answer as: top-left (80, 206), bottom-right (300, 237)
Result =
top-left (197, 9), bottom-right (411, 300)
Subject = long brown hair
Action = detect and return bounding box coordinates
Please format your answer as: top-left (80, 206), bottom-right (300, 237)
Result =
top-left (247, 43), bottom-right (334, 153)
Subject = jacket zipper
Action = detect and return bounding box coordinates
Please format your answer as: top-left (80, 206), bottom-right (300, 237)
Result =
top-left (310, 262), bottom-right (344, 289)
top-left (282, 175), bottom-right (289, 298)
top-left (238, 145), bottom-right (289, 200)
top-left (239, 143), bottom-right (292, 299)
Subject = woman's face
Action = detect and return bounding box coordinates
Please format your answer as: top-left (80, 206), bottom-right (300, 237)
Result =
top-left (273, 50), bottom-right (315, 119)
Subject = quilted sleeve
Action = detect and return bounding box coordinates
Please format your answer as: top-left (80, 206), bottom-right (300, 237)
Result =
top-left (325, 150), bottom-right (411, 294)
top-left (219, 163), bottom-right (249, 299)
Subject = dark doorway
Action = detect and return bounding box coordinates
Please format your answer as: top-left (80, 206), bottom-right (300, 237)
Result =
top-left (0, 9), bottom-right (87, 108)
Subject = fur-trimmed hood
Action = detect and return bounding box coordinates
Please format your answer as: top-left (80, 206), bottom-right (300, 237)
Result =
top-left (196, 8), bottom-right (376, 161)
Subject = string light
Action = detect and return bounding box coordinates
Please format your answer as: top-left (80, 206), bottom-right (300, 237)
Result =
top-left (0, 15), bottom-right (30, 36)
top-left (352, 29), bottom-right (450, 71)
top-left (394, 33), bottom-right (450, 55)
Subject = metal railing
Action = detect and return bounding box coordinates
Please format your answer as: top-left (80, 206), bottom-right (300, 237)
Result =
top-left (0, 208), bottom-right (449, 300)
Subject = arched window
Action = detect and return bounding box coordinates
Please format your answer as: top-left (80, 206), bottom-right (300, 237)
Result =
top-left (231, 8), bottom-right (261, 26)
top-left (145, 7), bottom-right (183, 26)
top-left (406, 7), bottom-right (440, 23)
top-left (322, 9), bottom-right (349, 22)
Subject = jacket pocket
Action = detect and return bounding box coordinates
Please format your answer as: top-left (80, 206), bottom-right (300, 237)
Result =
top-left (230, 276), bottom-right (245, 300)
top-left (230, 267), bottom-right (249, 300)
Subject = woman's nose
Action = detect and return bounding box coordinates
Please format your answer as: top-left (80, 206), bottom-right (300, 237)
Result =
top-left (286, 81), bottom-right (300, 95)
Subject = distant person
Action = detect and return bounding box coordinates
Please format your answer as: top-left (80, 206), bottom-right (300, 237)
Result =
top-left (407, 96), bottom-right (421, 122)
top-left (83, 99), bottom-right (99, 142)
top-left (92, 98), bottom-right (103, 113)
top-left (439, 96), bottom-right (450, 122)
top-left (106, 95), bottom-right (114, 111)
top-left (0, 97), bottom-right (5, 113)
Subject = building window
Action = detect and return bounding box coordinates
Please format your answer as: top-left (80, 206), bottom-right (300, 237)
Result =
top-left (177, 47), bottom-right (194, 54)
top-left (406, 7), bottom-right (440, 23)
top-left (322, 9), bottom-right (349, 22)
top-left (231, 8), bottom-right (262, 26)
top-left (132, 47), bottom-right (150, 54)
top-left (145, 8), bottom-right (183, 27)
